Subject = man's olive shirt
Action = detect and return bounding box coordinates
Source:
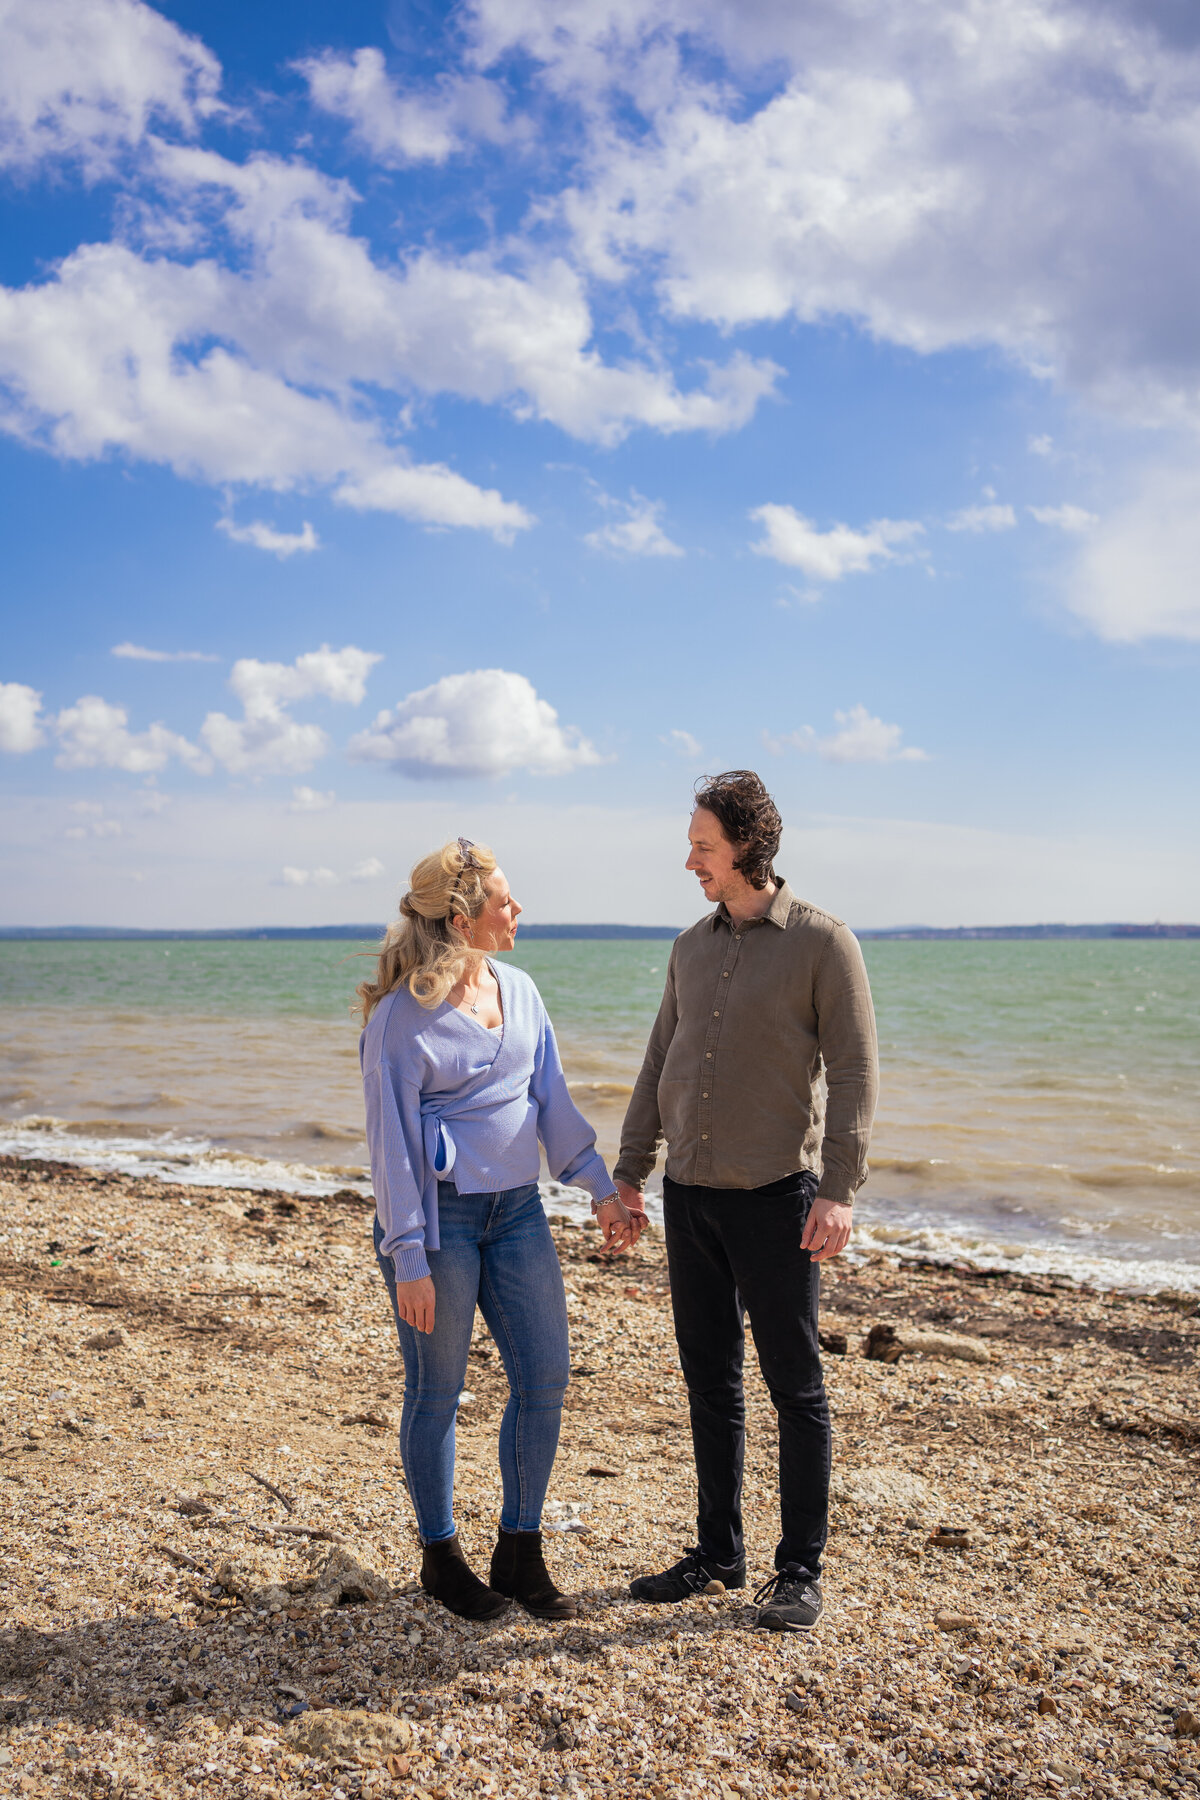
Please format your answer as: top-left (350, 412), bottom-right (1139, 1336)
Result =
top-left (613, 879), bottom-right (879, 1204)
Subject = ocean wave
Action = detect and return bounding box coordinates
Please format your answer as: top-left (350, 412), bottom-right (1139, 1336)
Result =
top-left (850, 1217), bottom-right (1200, 1295)
top-left (299, 1120), bottom-right (365, 1142)
top-left (1067, 1163), bottom-right (1200, 1191)
top-left (0, 1118), bottom-right (370, 1198)
top-left (871, 1150), bottom-right (1200, 1196)
top-left (567, 1081), bottom-right (635, 1099)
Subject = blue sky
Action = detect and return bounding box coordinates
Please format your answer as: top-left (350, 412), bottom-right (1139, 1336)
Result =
top-left (2, 0), bottom-right (1199, 929)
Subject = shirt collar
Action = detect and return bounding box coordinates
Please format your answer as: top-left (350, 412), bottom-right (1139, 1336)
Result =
top-left (712, 876), bottom-right (794, 932)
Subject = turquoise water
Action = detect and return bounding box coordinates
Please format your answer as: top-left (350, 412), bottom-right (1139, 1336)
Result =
top-left (1, 937), bottom-right (1198, 1287)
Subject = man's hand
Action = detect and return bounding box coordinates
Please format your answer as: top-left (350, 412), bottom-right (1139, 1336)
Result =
top-left (395, 1274), bottom-right (436, 1334)
top-left (800, 1197), bottom-right (853, 1264)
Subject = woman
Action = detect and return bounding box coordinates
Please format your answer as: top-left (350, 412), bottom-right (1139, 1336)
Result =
top-left (359, 837), bottom-right (646, 1622)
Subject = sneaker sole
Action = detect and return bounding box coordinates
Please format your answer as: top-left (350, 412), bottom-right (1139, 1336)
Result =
top-left (754, 1611), bottom-right (821, 1633)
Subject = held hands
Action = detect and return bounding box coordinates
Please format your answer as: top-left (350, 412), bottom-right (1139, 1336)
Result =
top-left (595, 1180), bottom-right (650, 1256)
top-left (800, 1197), bottom-right (854, 1263)
top-left (394, 1274), bottom-right (436, 1334)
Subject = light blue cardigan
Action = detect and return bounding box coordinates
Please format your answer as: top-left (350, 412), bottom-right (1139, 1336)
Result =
top-left (361, 959), bottom-right (613, 1281)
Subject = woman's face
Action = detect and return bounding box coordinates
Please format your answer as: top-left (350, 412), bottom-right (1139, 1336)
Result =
top-left (468, 867), bottom-right (522, 951)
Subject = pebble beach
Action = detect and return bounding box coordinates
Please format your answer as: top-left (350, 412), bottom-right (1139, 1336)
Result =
top-left (2, 1154), bottom-right (1199, 1800)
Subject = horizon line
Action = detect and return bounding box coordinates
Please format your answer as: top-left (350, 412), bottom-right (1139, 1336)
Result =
top-left (1, 921), bottom-right (1198, 942)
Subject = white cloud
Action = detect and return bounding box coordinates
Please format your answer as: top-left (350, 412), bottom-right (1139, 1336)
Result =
top-left (280, 855), bottom-right (384, 887)
top-left (348, 857), bottom-right (385, 883)
top-left (750, 504), bottom-right (923, 580)
top-left (818, 706), bottom-right (929, 764)
top-left (289, 785), bottom-right (336, 813)
top-left (65, 802), bottom-right (123, 840)
top-left (0, 231), bottom-right (533, 539)
top-left (229, 645), bottom-right (380, 715)
top-left (1029, 503), bottom-right (1098, 533)
top-left (661, 728), bottom-right (701, 758)
top-left (0, 682), bottom-right (45, 753)
top-left (501, 2), bottom-right (1200, 432)
top-left (945, 502), bottom-right (1017, 534)
top-left (349, 668), bottom-right (603, 778)
top-left (333, 463), bottom-right (531, 541)
top-left (1029, 435), bottom-right (1055, 458)
top-left (217, 517), bottom-right (319, 558)
top-left (300, 46), bottom-right (513, 166)
top-left (111, 642), bottom-right (219, 662)
top-left (281, 865), bottom-right (338, 888)
top-left (53, 695), bottom-right (210, 773)
top-left (1064, 465), bottom-right (1200, 642)
top-left (200, 643), bottom-right (381, 776)
top-left (0, 0), bottom-right (220, 177)
top-left (585, 491), bottom-right (683, 557)
top-left (766, 705), bottom-right (928, 764)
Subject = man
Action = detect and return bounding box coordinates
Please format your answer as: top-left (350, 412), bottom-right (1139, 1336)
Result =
top-left (614, 770), bottom-right (878, 1632)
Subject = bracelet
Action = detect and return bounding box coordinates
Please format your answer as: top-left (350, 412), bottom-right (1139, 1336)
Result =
top-left (591, 1192), bottom-right (625, 1216)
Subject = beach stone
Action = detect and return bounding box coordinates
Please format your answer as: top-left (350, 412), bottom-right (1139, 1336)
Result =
top-left (285, 1706), bottom-right (412, 1767)
top-left (1175, 1710), bottom-right (1200, 1736)
top-left (84, 1329), bottom-right (125, 1352)
top-left (832, 1468), bottom-right (935, 1514)
top-left (216, 1546), bottom-right (390, 1613)
top-left (1038, 1694), bottom-right (1059, 1716)
top-left (868, 1323), bottom-right (993, 1365)
top-left (304, 1547), bottom-right (392, 1610)
top-left (935, 1610), bottom-right (975, 1631)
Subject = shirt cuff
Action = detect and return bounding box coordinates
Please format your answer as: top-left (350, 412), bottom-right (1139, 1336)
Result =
top-left (815, 1174), bottom-right (859, 1206)
top-left (390, 1244), bottom-right (432, 1283)
top-left (612, 1154), bottom-right (654, 1190)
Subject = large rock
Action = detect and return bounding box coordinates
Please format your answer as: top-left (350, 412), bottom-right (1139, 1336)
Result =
top-left (831, 1469), bottom-right (936, 1514)
top-left (286, 1707), bottom-right (412, 1766)
top-left (216, 1546), bottom-right (391, 1613)
top-left (865, 1322), bottom-right (992, 1365)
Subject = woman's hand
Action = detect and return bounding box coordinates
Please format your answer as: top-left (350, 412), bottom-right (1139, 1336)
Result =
top-left (395, 1274), bottom-right (436, 1334)
top-left (595, 1183), bottom-right (649, 1256)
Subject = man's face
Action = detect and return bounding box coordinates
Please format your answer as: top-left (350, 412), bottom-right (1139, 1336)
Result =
top-left (686, 807), bottom-right (743, 906)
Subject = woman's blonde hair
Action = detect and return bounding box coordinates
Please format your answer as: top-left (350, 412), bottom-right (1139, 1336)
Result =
top-left (356, 838), bottom-right (498, 1021)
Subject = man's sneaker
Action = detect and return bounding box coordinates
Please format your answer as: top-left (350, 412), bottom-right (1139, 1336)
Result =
top-left (629, 1547), bottom-right (746, 1603)
top-left (753, 1565), bottom-right (823, 1632)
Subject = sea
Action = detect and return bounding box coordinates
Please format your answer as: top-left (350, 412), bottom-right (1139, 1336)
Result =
top-left (1, 935), bottom-right (1197, 1294)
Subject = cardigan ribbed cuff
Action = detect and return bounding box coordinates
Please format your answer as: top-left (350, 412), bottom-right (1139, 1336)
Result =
top-left (390, 1244), bottom-right (432, 1283)
top-left (567, 1154), bottom-right (617, 1210)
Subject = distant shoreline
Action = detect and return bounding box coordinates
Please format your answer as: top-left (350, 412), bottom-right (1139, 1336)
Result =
top-left (1, 921), bottom-right (1198, 941)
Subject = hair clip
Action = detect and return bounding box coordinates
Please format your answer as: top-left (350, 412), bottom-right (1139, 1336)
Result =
top-left (457, 835), bottom-right (481, 872)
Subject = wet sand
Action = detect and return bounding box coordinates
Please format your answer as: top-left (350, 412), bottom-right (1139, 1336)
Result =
top-left (1, 1153), bottom-right (1199, 1800)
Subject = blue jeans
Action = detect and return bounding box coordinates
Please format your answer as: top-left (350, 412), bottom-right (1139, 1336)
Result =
top-left (373, 1181), bottom-right (570, 1544)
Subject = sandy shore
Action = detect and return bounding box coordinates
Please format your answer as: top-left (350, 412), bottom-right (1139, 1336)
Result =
top-left (1, 1153), bottom-right (1198, 1800)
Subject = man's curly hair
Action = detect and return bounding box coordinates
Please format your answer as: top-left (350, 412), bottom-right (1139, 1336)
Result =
top-left (692, 769), bottom-right (781, 890)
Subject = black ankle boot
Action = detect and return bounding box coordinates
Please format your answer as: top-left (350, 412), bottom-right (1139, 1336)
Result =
top-left (489, 1528), bottom-right (578, 1620)
top-left (420, 1534), bottom-right (509, 1621)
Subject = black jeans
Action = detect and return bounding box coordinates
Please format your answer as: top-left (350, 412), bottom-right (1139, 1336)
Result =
top-left (663, 1169), bottom-right (829, 1576)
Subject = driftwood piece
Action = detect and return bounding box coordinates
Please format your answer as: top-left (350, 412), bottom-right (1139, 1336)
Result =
top-left (248, 1470), bottom-right (296, 1513)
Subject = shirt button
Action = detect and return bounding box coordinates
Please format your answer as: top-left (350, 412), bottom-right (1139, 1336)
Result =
top-left (705, 1052), bottom-right (712, 1059)
top-left (703, 1092), bottom-right (709, 1099)
top-left (701, 1133), bottom-right (709, 1140)
top-left (713, 1009), bottom-right (720, 1017)
top-left (722, 970), bottom-right (730, 978)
